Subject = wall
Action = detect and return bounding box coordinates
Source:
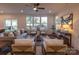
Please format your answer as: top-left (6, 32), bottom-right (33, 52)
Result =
top-left (48, 14), bottom-right (55, 29)
top-left (0, 14), bottom-right (55, 30)
top-left (72, 12), bottom-right (79, 50)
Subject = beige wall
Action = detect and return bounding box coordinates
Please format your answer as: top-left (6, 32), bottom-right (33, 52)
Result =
top-left (18, 15), bottom-right (26, 29)
top-left (48, 15), bottom-right (55, 29)
top-left (0, 14), bottom-right (55, 30)
top-left (72, 12), bottom-right (79, 50)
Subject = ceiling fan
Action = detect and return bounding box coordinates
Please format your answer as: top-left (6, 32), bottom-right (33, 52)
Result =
top-left (25, 3), bottom-right (45, 12)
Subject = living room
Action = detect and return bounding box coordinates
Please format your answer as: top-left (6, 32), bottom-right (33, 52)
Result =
top-left (0, 3), bottom-right (79, 55)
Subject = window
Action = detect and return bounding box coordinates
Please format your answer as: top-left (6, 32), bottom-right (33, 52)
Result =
top-left (12, 20), bottom-right (18, 30)
top-left (26, 16), bottom-right (33, 26)
top-left (26, 16), bottom-right (33, 30)
top-left (34, 17), bottom-right (40, 26)
top-left (26, 16), bottom-right (48, 30)
top-left (5, 19), bottom-right (18, 32)
top-left (41, 17), bottom-right (47, 27)
top-left (55, 17), bottom-right (62, 30)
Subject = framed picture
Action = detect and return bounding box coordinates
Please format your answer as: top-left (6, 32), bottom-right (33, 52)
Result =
top-left (61, 13), bottom-right (73, 33)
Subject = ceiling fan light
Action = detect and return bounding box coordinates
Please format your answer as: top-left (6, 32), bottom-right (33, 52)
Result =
top-left (33, 7), bottom-right (37, 11)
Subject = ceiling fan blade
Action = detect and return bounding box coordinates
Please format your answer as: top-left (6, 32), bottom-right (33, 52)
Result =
top-left (38, 8), bottom-right (45, 9)
top-left (25, 4), bottom-right (33, 7)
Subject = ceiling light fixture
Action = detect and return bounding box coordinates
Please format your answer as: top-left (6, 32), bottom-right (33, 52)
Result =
top-left (20, 9), bottom-right (23, 13)
top-left (49, 10), bottom-right (52, 13)
top-left (0, 10), bottom-right (4, 13)
top-left (33, 7), bottom-right (37, 11)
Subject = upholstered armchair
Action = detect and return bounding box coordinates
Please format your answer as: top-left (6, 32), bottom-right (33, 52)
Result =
top-left (30, 27), bottom-right (37, 35)
top-left (43, 39), bottom-right (67, 55)
top-left (40, 27), bottom-right (47, 35)
top-left (11, 39), bottom-right (35, 55)
top-left (46, 29), bottom-right (53, 35)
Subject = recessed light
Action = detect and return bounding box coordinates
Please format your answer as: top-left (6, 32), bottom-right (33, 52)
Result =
top-left (49, 10), bottom-right (52, 13)
top-left (0, 10), bottom-right (4, 13)
top-left (20, 9), bottom-right (23, 13)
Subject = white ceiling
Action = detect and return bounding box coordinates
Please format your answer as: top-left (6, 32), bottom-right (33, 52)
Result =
top-left (0, 3), bottom-right (79, 15)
